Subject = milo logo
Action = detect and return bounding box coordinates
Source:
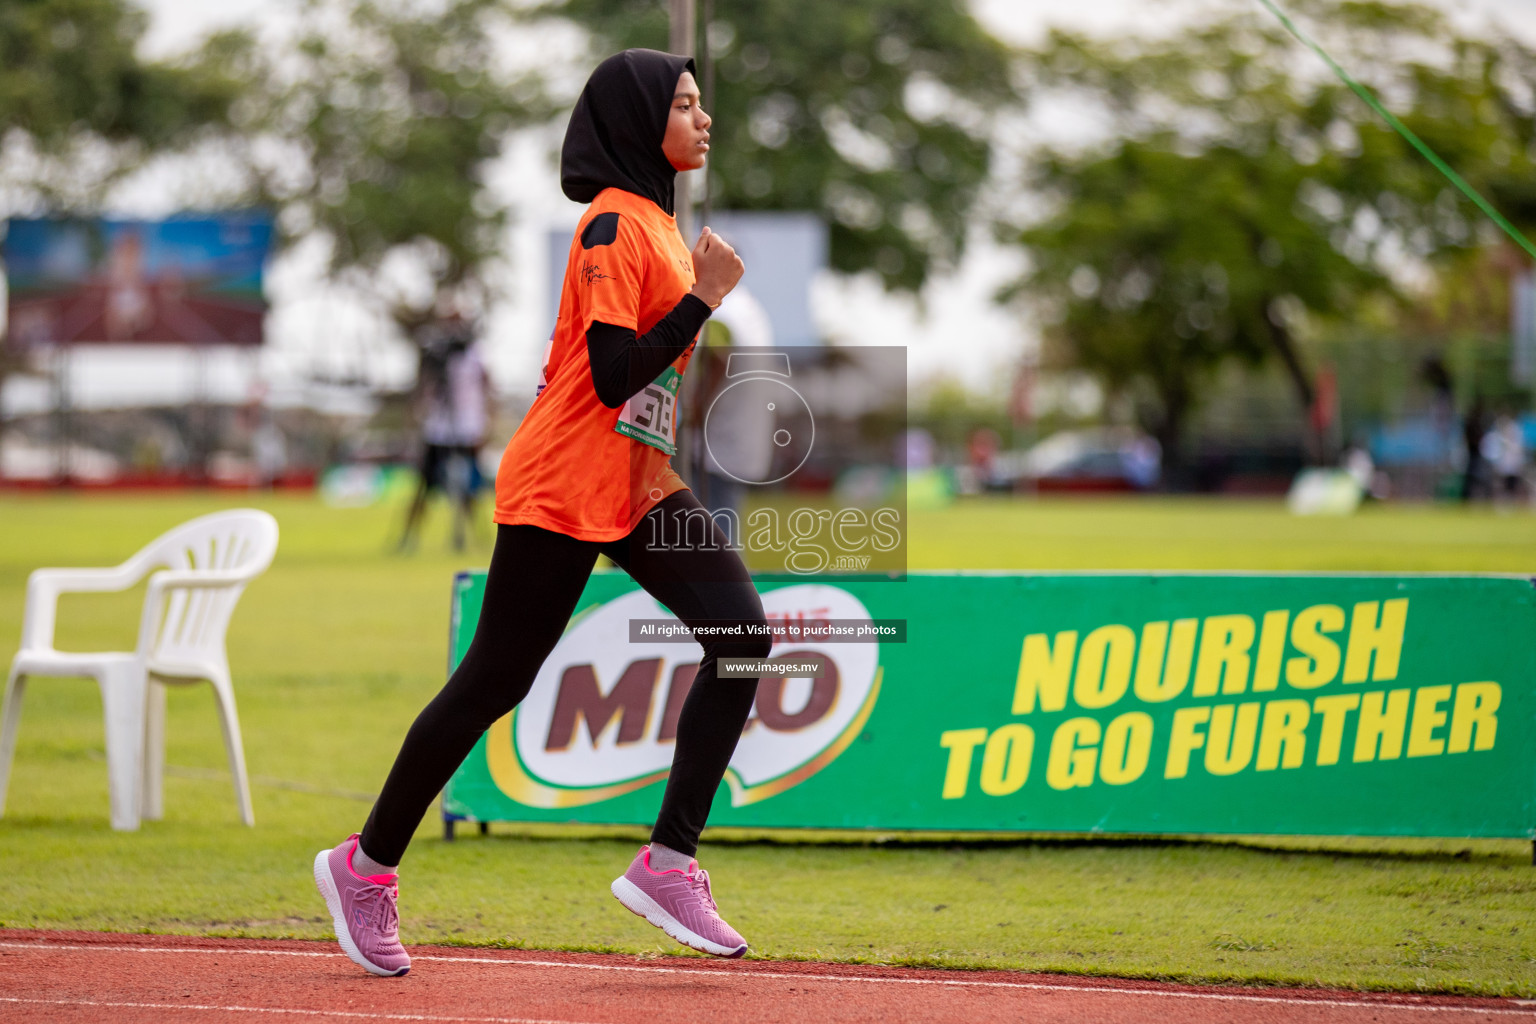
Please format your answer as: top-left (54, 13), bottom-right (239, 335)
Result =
top-left (484, 584), bottom-right (882, 808)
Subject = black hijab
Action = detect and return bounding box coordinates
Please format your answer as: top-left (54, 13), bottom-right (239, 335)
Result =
top-left (561, 48), bottom-right (697, 216)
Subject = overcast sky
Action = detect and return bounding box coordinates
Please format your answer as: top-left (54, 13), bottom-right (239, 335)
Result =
top-left (11, 0), bottom-right (1534, 416)
top-left (137, 0), bottom-right (1536, 58)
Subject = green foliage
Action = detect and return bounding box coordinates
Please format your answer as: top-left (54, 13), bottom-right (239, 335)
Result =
top-left (221, 0), bottom-right (551, 324)
top-left (912, 377), bottom-right (1012, 450)
top-left (1000, 0), bottom-right (1536, 468)
top-left (0, 0), bottom-right (236, 147)
top-left (0, 0), bottom-right (244, 208)
top-left (1010, 139), bottom-right (1379, 465)
top-left (546, 0), bottom-right (1012, 290)
top-left (0, 493), bottom-right (1534, 994)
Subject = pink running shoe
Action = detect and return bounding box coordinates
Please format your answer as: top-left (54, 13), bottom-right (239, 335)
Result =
top-left (610, 845), bottom-right (748, 958)
top-left (312, 834), bottom-right (411, 977)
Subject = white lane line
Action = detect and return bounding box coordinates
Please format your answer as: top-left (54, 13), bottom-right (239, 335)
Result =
top-left (0, 997), bottom-right (609, 1024)
top-left (1, 941), bottom-right (1532, 1017)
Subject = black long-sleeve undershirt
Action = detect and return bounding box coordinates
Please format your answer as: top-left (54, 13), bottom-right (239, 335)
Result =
top-left (586, 293), bottom-right (712, 409)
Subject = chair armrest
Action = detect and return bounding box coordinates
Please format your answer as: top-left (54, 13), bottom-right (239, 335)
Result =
top-left (135, 568), bottom-right (264, 656)
top-left (146, 568), bottom-right (264, 591)
top-left (21, 563), bottom-right (148, 652)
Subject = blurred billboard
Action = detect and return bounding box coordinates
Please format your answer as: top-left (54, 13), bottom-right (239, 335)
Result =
top-left (3, 214), bottom-right (272, 349)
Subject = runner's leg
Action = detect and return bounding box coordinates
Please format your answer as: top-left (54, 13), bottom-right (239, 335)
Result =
top-left (398, 443), bottom-right (443, 552)
top-left (359, 523), bottom-right (600, 866)
top-left (601, 490), bottom-right (771, 857)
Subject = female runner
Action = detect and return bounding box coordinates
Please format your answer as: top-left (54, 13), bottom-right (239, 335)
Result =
top-left (314, 48), bottom-right (768, 976)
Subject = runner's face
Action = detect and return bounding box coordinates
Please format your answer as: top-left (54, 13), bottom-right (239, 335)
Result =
top-left (661, 71), bottom-right (711, 172)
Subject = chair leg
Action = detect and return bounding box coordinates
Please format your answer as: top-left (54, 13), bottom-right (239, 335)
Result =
top-left (97, 664), bottom-right (147, 831)
top-left (0, 669), bottom-right (27, 818)
top-left (142, 679), bottom-right (166, 822)
top-left (209, 674), bottom-right (254, 826)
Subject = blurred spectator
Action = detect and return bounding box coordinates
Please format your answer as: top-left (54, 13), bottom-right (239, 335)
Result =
top-left (903, 429), bottom-right (935, 472)
top-left (1461, 395), bottom-right (1488, 502)
top-left (1341, 442), bottom-right (1389, 501)
top-left (959, 427), bottom-right (1000, 494)
top-left (398, 315), bottom-right (492, 551)
top-left (1481, 414), bottom-right (1528, 502)
top-left (1125, 435), bottom-right (1162, 491)
top-left (251, 412), bottom-right (288, 488)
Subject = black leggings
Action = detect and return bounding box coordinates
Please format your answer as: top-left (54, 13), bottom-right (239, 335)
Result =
top-left (359, 489), bottom-right (770, 866)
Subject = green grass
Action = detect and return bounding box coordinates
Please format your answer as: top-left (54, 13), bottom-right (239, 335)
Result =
top-left (1, 492), bottom-right (1534, 995)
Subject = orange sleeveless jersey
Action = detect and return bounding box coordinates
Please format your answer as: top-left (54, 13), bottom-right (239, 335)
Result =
top-left (494, 188), bottom-right (698, 541)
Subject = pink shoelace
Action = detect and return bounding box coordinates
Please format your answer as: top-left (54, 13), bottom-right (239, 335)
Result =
top-left (357, 881), bottom-right (401, 938)
top-left (688, 869), bottom-right (719, 915)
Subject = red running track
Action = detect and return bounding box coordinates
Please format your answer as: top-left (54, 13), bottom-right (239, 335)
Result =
top-left (0, 930), bottom-right (1531, 1023)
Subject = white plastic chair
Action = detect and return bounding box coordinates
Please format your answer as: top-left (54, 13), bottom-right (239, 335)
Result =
top-left (1, 509), bottom-right (279, 830)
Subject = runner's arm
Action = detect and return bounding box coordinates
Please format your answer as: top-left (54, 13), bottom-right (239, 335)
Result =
top-left (586, 294), bottom-right (713, 409)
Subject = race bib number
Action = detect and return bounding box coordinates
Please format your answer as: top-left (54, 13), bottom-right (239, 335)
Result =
top-left (614, 366), bottom-right (682, 455)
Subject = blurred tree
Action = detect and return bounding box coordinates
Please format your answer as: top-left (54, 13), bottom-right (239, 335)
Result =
top-left (219, 0), bottom-right (549, 332)
top-left (999, 0), bottom-right (1536, 476)
top-left (1004, 139), bottom-right (1383, 473)
top-left (545, 0), bottom-right (1012, 290)
top-left (0, 0), bottom-right (243, 209)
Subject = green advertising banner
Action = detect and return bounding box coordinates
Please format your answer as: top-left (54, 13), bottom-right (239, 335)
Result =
top-left (443, 571), bottom-right (1536, 839)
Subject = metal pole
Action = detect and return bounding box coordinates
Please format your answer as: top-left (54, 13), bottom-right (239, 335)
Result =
top-left (195, 340), bottom-right (209, 483)
top-left (669, 0), bottom-right (696, 242)
top-left (54, 342), bottom-right (71, 485)
top-left (701, 0), bottom-right (715, 226)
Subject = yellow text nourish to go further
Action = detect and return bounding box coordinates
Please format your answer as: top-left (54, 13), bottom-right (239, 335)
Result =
top-left (937, 682), bottom-right (1499, 799)
top-left (933, 598), bottom-right (1505, 799)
